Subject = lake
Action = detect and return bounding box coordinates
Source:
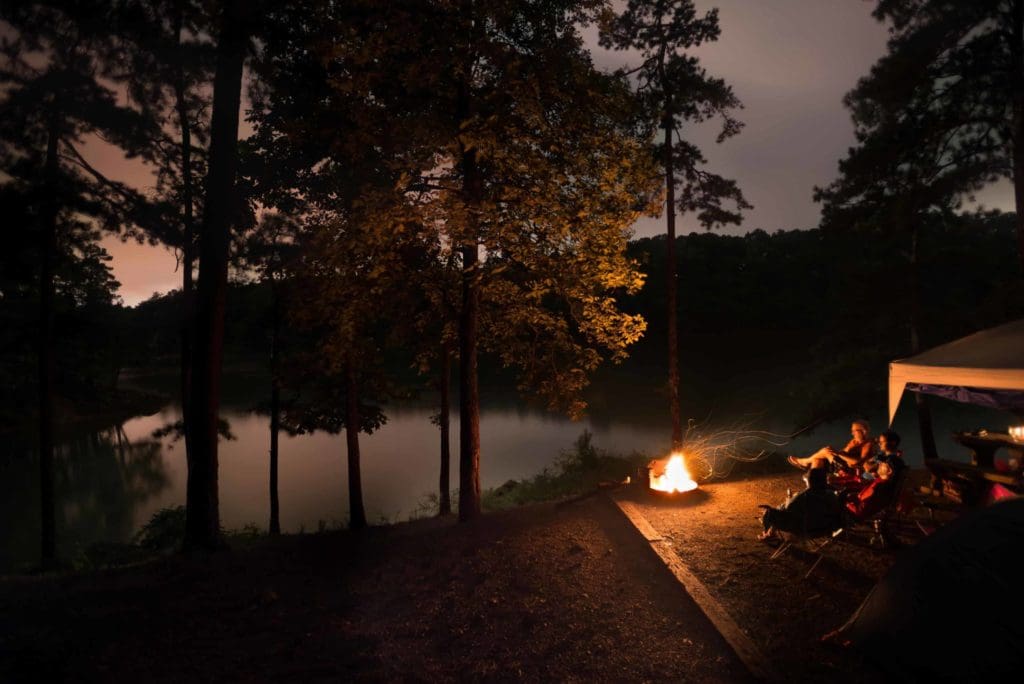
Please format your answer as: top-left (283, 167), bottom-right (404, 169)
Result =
top-left (1, 381), bottom-right (1017, 571)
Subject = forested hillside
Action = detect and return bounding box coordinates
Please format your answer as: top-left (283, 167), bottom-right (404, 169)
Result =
top-left (6, 212), bottom-right (1018, 431)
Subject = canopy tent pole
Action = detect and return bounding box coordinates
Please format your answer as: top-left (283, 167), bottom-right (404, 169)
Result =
top-left (915, 393), bottom-right (939, 460)
top-left (889, 363), bottom-right (939, 461)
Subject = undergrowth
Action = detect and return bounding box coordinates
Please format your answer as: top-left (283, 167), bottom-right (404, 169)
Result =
top-left (482, 430), bottom-right (648, 511)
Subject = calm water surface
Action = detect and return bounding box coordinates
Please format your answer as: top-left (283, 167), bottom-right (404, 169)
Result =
top-left (1, 387), bottom-right (1016, 571)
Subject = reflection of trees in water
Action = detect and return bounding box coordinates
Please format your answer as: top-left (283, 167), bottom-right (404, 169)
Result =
top-left (0, 424), bottom-right (170, 570)
top-left (56, 426), bottom-right (169, 549)
top-left (0, 435), bottom-right (38, 571)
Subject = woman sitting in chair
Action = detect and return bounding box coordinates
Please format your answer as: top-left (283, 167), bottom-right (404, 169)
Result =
top-left (787, 419), bottom-right (877, 473)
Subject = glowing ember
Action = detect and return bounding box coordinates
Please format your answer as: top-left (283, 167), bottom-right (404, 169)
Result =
top-left (649, 453), bottom-right (698, 493)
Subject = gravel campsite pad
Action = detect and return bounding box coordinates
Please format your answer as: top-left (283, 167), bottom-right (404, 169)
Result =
top-left (617, 471), bottom-right (940, 682)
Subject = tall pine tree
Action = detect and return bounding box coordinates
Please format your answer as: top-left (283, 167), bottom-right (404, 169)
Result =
top-left (601, 0), bottom-right (748, 454)
top-left (832, 0), bottom-right (1024, 275)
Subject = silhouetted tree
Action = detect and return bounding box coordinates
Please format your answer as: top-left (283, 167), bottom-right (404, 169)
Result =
top-left (836, 0), bottom-right (1024, 275)
top-left (237, 212), bottom-right (299, 535)
top-left (816, 140), bottom-right (953, 454)
top-left (1, 0), bottom-right (159, 566)
top-left (813, 0), bottom-right (1024, 451)
top-left (184, 0), bottom-right (251, 552)
top-left (107, 0), bottom-right (217, 468)
top-left (601, 0), bottom-right (749, 453)
top-left (412, 252), bottom-right (460, 516)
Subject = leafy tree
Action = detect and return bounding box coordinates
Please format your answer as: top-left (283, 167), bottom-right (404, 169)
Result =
top-left (601, 0), bottom-right (749, 452)
top-left (286, 202), bottom-right (420, 530)
top-left (246, 0), bottom-right (435, 529)
top-left (248, 0), bottom-right (656, 523)
top-left (418, 0), bottom-right (659, 520)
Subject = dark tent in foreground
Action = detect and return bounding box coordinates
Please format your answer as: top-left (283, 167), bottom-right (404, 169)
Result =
top-left (840, 497), bottom-right (1024, 680)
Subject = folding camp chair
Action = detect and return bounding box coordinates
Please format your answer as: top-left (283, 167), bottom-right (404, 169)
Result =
top-left (770, 526), bottom-right (845, 580)
top-left (801, 469), bottom-right (913, 578)
top-left (761, 486), bottom-right (846, 579)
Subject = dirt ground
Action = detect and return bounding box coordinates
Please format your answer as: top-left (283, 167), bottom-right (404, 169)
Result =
top-left (618, 469), bottom-right (939, 682)
top-left (1, 496), bottom-right (753, 683)
top-left (2, 470), bottom-right (946, 682)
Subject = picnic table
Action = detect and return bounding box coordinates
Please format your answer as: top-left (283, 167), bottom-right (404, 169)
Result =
top-left (924, 431), bottom-right (1024, 506)
top-left (951, 430), bottom-right (1024, 469)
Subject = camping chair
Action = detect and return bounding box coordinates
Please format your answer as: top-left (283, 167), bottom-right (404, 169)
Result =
top-left (846, 467), bottom-right (913, 545)
top-left (802, 469), bottom-right (914, 578)
top-left (761, 486), bottom-right (846, 579)
top-left (770, 526), bottom-right (844, 580)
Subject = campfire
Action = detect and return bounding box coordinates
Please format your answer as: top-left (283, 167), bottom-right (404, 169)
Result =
top-left (647, 452), bottom-right (699, 495)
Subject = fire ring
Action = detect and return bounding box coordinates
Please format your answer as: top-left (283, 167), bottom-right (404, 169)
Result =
top-left (645, 453), bottom-right (700, 497)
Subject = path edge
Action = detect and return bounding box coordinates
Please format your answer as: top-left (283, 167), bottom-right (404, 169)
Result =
top-left (611, 497), bottom-right (781, 683)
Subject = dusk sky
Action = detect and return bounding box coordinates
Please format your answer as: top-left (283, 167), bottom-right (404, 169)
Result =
top-left (91, 0), bottom-right (1014, 305)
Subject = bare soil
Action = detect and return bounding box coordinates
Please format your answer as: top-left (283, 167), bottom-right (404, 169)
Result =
top-left (1, 496), bottom-right (753, 683)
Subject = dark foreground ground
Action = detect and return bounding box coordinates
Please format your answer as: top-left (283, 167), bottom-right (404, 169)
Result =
top-left (1, 495), bottom-right (753, 683)
top-left (3, 470), bottom-right (945, 682)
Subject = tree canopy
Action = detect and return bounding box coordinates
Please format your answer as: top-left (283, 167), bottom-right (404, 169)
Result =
top-left (816, 0), bottom-right (1024, 274)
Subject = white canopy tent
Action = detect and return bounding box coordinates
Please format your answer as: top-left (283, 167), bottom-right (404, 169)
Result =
top-left (888, 318), bottom-right (1024, 425)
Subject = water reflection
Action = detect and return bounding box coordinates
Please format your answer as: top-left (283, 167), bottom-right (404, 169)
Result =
top-left (116, 403), bottom-right (683, 533)
top-left (0, 426), bottom-right (169, 571)
top-left (1, 389), bottom-right (1016, 572)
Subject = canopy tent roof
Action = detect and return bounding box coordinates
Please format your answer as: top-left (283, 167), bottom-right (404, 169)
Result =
top-left (888, 318), bottom-right (1024, 424)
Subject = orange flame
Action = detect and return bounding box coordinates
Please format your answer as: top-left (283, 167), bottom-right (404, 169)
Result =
top-left (649, 453), bottom-right (698, 493)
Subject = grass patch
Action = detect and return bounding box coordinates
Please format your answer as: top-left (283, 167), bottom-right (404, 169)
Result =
top-left (483, 431), bottom-right (649, 510)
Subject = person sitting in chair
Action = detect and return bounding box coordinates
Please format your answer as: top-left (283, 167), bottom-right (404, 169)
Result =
top-left (787, 419), bottom-right (876, 473)
top-left (759, 467), bottom-right (845, 541)
top-left (846, 431), bottom-right (907, 518)
top-left (862, 430), bottom-right (906, 479)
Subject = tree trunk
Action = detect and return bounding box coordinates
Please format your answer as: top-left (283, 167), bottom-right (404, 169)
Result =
top-left (268, 285), bottom-right (281, 536)
top-left (173, 3), bottom-right (196, 470)
top-left (439, 343), bottom-right (452, 516)
top-left (908, 225), bottom-right (938, 459)
top-left (1012, 0), bottom-right (1024, 275)
top-left (458, 238), bottom-right (481, 520)
top-left (38, 115), bottom-right (60, 568)
top-left (345, 356), bottom-right (367, 530)
top-left (456, 61), bottom-right (482, 521)
top-left (184, 0), bottom-right (247, 552)
top-left (664, 116), bottom-right (682, 450)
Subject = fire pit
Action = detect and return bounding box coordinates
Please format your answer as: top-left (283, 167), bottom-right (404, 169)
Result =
top-left (646, 453), bottom-right (699, 498)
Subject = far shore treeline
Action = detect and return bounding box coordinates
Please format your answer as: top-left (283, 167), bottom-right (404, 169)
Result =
top-left (4, 216), bottom-right (1021, 434)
